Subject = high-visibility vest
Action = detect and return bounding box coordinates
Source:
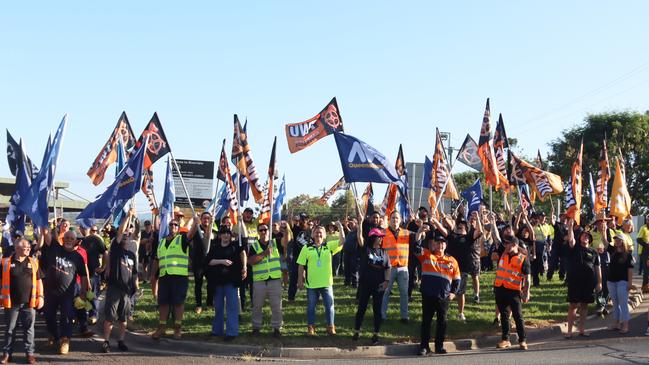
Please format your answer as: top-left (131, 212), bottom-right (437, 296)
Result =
top-left (494, 253), bottom-right (526, 291)
top-left (420, 251), bottom-right (460, 283)
top-left (250, 240), bottom-right (281, 281)
top-left (158, 235), bottom-right (189, 277)
top-left (383, 228), bottom-right (411, 267)
top-left (0, 257), bottom-right (42, 308)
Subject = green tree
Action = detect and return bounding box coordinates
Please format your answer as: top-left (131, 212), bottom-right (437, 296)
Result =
top-left (285, 194), bottom-right (331, 222)
top-left (547, 111), bottom-right (649, 215)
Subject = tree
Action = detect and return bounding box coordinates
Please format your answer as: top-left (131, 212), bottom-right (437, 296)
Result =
top-left (547, 111), bottom-right (649, 215)
top-left (285, 194), bottom-right (331, 222)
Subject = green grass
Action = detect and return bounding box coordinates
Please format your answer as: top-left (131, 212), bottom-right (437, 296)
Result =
top-left (131, 271), bottom-right (570, 347)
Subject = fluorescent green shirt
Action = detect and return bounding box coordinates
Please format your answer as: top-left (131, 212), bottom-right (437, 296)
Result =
top-left (638, 226), bottom-right (649, 255)
top-left (296, 239), bottom-right (342, 289)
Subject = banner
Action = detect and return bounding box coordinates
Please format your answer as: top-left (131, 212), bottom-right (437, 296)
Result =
top-left (158, 157), bottom-right (175, 242)
top-left (477, 98), bottom-right (504, 188)
top-left (456, 134), bottom-right (483, 172)
top-left (460, 179), bottom-right (483, 216)
top-left (333, 132), bottom-right (401, 187)
top-left (361, 182), bottom-right (375, 216)
top-left (594, 137), bottom-right (610, 213)
top-left (87, 112), bottom-right (136, 185)
top-left (134, 112), bottom-right (171, 169)
top-left (493, 114), bottom-right (509, 190)
top-left (317, 176), bottom-right (347, 205)
top-left (259, 137), bottom-right (277, 225)
top-left (609, 156), bottom-right (631, 224)
top-left (231, 115), bottom-right (264, 202)
top-left (509, 152), bottom-right (563, 201)
top-left (565, 140), bottom-right (583, 224)
top-left (285, 97), bottom-right (344, 153)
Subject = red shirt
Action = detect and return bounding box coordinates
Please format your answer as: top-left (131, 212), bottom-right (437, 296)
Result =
top-left (75, 246), bottom-right (88, 284)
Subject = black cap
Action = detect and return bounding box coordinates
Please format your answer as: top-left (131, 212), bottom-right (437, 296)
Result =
top-left (243, 207), bottom-right (254, 214)
top-left (299, 213), bottom-right (308, 220)
top-left (456, 217), bottom-right (468, 226)
top-left (502, 235), bottom-right (519, 245)
top-left (424, 231), bottom-right (447, 243)
top-left (218, 225), bottom-right (232, 235)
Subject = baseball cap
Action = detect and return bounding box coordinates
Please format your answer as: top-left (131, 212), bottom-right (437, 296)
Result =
top-left (368, 228), bottom-right (385, 238)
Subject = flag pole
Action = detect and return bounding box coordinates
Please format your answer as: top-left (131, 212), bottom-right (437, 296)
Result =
top-left (211, 139), bottom-right (226, 218)
top-left (350, 182), bottom-right (363, 217)
top-left (411, 164), bottom-right (417, 208)
top-left (489, 185), bottom-right (493, 211)
top-left (170, 152), bottom-right (196, 215)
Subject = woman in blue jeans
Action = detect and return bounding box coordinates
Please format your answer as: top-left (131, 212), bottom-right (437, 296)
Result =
top-left (204, 226), bottom-right (247, 340)
top-left (605, 232), bottom-right (634, 334)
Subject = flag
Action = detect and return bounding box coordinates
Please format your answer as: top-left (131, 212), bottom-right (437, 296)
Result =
top-left (273, 174), bottom-right (286, 222)
top-left (477, 99), bottom-right (504, 188)
top-left (333, 132), bottom-right (402, 187)
top-left (588, 172), bottom-right (596, 215)
top-left (508, 150), bottom-right (526, 186)
top-left (565, 140), bottom-right (583, 224)
top-left (217, 140), bottom-right (231, 182)
top-left (317, 177), bottom-right (347, 205)
top-left (430, 128), bottom-right (458, 201)
top-left (456, 134), bottom-right (483, 172)
top-left (259, 137), bottom-right (277, 225)
top-left (460, 179), bottom-right (483, 216)
top-left (87, 112), bottom-right (136, 185)
top-left (111, 137), bottom-right (129, 228)
top-left (231, 115), bottom-right (264, 203)
top-left (493, 114), bottom-right (510, 190)
top-left (142, 169), bottom-right (158, 213)
top-left (518, 184), bottom-right (534, 214)
top-left (3, 140), bottom-right (32, 233)
top-left (509, 152), bottom-right (563, 201)
top-left (361, 183), bottom-right (375, 216)
top-left (535, 149), bottom-right (544, 169)
top-left (394, 144), bottom-right (412, 219)
top-left (285, 97), bottom-right (344, 153)
top-left (18, 115), bottom-right (67, 228)
top-left (157, 157), bottom-right (175, 242)
top-left (76, 137), bottom-right (148, 228)
top-left (238, 173), bottom-right (250, 202)
top-left (6, 131), bottom-right (37, 178)
top-left (133, 112), bottom-right (171, 169)
top-left (609, 156), bottom-right (631, 225)
top-left (594, 137), bottom-right (610, 213)
top-left (422, 156), bottom-right (433, 188)
top-left (380, 183), bottom-right (399, 218)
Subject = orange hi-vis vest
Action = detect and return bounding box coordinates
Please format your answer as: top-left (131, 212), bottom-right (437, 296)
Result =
top-left (0, 256), bottom-right (42, 309)
top-left (420, 250), bottom-right (460, 283)
top-left (494, 252), bottom-right (526, 291)
top-left (383, 228), bottom-right (410, 267)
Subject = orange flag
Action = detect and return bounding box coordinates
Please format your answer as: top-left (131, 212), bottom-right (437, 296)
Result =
top-left (565, 140), bottom-right (583, 224)
top-left (594, 137), bottom-right (610, 213)
top-left (477, 98), bottom-right (506, 189)
top-left (609, 155), bottom-right (631, 225)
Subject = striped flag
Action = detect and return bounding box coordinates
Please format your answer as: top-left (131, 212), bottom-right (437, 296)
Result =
top-left (477, 99), bottom-right (505, 189)
top-left (493, 113), bottom-right (510, 191)
top-left (565, 140), bottom-right (583, 224)
top-left (594, 137), bottom-right (610, 213)
top-left (317, 177), bottom-right (347, 205)
top-left (258, 137), bottom-right (277, 225)
top-left (231, 115), bottom-right (264, 203)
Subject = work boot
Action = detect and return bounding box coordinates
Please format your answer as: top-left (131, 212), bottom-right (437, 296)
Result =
top-left (59, 337), bottom-right (70, 355)
top-left (151, 324), bottom-right (166, 340)
top-left (496, 340), bottom-right (511, 349)
top-left (307, 325), bottom-right (316, 336)
top-left (327, 325), bottom-right (336, 336)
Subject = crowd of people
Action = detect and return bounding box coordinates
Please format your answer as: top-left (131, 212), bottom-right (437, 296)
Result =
top-left (0, 203), bottom-right (648, 362)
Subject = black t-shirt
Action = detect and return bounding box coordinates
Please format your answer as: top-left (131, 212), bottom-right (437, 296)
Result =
top-left (447, 230), bottom-right (478, 272)
top-left (8, 257), bottom-right (41, 305)
top-left (358, 245), bottom-right (390, 287)
top-left (204, 242), bottom-right (244, 287)
top-left (42, 244), bottom-right (87, 296)
top-left (107, 243), bottom-right (138, 294)
top-left (607, 248), bottom-right (634, 282)
top-left (291, 227), bottom-right (312, 262)
top-left (81, 235), bottom-right (107, 274)
top-left (566, 244), bottom-right (600, 283)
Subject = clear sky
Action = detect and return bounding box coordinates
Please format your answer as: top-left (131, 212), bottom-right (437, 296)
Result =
top-left (2, 1), bottom-right (649, 214)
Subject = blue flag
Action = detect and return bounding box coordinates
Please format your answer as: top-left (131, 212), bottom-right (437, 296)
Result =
top-left (460, 179), bottom-right (483, 216)
top-left (273, 175), bottom-right (286, 222)
top-left (111, 137), bottom-right (129, 228)
top-left (3, 141), bottom-right (33, 234)
top-left (158, 156), bottom-right (175, 242)
top-left (19, 115), bottom-right (68, 228)
top-left (422, 155), bottom-right (433, 189)
top-left (76, 137), bottom-right (147, 228)
top-left (236, 173), bottom-right (250, 202)
top-left (333, 133), bottom-right (401, 187)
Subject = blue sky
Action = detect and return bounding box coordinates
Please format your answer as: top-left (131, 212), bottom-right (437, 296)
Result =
top-left (2, 1), bottom-right (649, 213)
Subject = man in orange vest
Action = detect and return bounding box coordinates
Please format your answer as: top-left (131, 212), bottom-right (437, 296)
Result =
top-left (381, 211), bottom-right (426, 323)
top-left (494, 235), bottom-right (531, 350)
top-left (415, 232), bottom-right (460, 356)
top-left (0, 238), bottom-right (44, 364)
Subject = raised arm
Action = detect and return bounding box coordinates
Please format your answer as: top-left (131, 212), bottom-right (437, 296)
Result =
top-left (356, 214), bottom-right (365, 247)
top-left (566, 218), bottom-right (576, 249)
top-left (115, 210), bottom-right (132, 243)
top-left (186, 213), bottom-right (200, 241)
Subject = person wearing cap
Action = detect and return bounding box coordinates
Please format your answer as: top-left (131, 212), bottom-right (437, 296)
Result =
top-left (406, 207), bottom-right (429, 303)
top-left (173, 207), bottom-right (191, 234)
top-left (238, 208), bottom-right (259, 239)
top-left (115, 209), bottom-right (141, 322)
top-left (603, 229), bottom-right (634, 334)
top-left (564, 218), bottom-right (602, 338)
top-left (40, 228), bottom-right (89, 355)
top-left (0, 237), bottom-right (43, 364)
top-left (352, 225), bottom-right (391, 345)
top-left (80, 225), bottom-right (107, 325)
top-left (494, 235), bottom-right (531, 350)
top-left (415, 231), bottom-right (460, 356)
top-left (100, 219), bottom-right (138, 353)
top-left (204, 225), bottom-right (247, 341)
top-left (637, 215), bottom-right (649, 292)
top-left (248, 223), bottom-right (289, 337)
top-left (297, 221), bottom-right (345, 336)
top-left (150, 214), bottom-right (199, 340)
top-left (192, 211), bottom-right (218, 315)
top-left (529, 212), bottom-right (550, 287)
top-left (288, 213), bottom-right (311, 302)
top-left (380, 211), bottom-right (426, 324)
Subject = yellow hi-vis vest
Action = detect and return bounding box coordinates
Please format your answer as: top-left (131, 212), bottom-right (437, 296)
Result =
top-left (251, 240), bottom-right (281, 281)
top-left (158, 235), bottom-right (189, 277)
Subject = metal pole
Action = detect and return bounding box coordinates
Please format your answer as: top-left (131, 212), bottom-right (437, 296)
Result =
top-left (169, 151), bottom-right (196, 215)
top-left (410, 163), bottom-right (417, 208)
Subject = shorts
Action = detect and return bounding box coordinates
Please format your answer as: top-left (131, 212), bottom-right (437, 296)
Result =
top-left (280, 256), bottom-right (288, 271)
top-left (467, 261), bottom-right (481, 276)
top-left (158, 275), bottom-right (189, 306)
top-left (567, 279), bottom-right (595, 304)
top-left (104, 286), bottom-right (131, 322)
top-left (458, 272), bottom-right (470, 295)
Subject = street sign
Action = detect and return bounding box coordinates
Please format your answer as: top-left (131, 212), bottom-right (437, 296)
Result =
top-left (172, 159), bottom-right (214, 209)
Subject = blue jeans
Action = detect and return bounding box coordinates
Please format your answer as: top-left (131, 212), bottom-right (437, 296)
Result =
top-left (307, 287), bottom-right (334, 326)
top-left (2, 305), bottom-right (35, 356)
top-left (212, 284), bottom-right (240, 337)
top-left (44, 291), bottom-right (74, 340)
top-left (89, 273), bottom-right (101, 318)
top-left (381, 268), bottom-right (409, 320)
top-left (607, 280), bottom-right (630, 322)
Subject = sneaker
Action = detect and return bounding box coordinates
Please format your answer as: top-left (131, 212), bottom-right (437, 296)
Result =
top-left (496, 340), bottom-right (511, 349)
top-left (352, 332), bottom-right (360, 341)
top-left (88, 316), bottom-right (98, 325)
top-left (371, 334), bottom-right (379, 345)
top-left (117, 340), bottom-right (128, 351)
top-left (101, 340), bottom-right (111, 353)
top-left (59, 337), bottom-right (70, 355)
top-left (458, 313), bottom-right (466, 322)
top-left (473, 295), bottom-right (480, 304)
top-left (417, 347), bottom-right (429, 356)
top-left (307, 325), bottom-right (315, 336)
top-left (435, 348), bottom-right (447, 354)
top-left (0, 353), bottom-right (11, 364)
top-left (519, 341), bottom-right (528, 350)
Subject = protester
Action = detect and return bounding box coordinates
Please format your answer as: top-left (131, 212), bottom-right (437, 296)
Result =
top-left (150, 214), bottom-right (198, 340)
top-left (101, 223), bottom-right (138, 353)
top-left (297, 221), bottom-right (345, 336)
top-left (80, 225), bottom-right (107, 325)
top-left (116, 209), bottom-right (141, 321)
top-left (139, 220), bottom-right (157, 284)
top-left (494, 235), bottom-right (531, 350)
top-left (564, 218), bottom-right (602, 338)
top-left (603, 230), bottom-right (634, 334)
top-left (638, 216), bottom-right (649, 292)
top-left (204, 224), bottom-right (247, 341)
top-left (248, 223), bottom-right (289, 337)
top-left (192, 211), bottom-right (217, 314)
top-left (530, 212), bottom-right (550, 287)
top-left (0, 238), bottom-right (43, 364)
top-left (406, 207), bottom-right (429, 302)
top-left (352, 225), bottom-right (390, 344)
top-left (416, 232), bottom-right (460, 356)
top-left (288, 213), bottom-right (311, 302)
top-left (343, 219), bottom-right (360, 288)
top-left (547, 213), bottom-right (568, 282)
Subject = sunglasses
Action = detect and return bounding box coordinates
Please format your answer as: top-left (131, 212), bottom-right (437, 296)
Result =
top-left (258, 228), bottom-right (268, 232)
top-left (169, 223), bottom-right (179, 227)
